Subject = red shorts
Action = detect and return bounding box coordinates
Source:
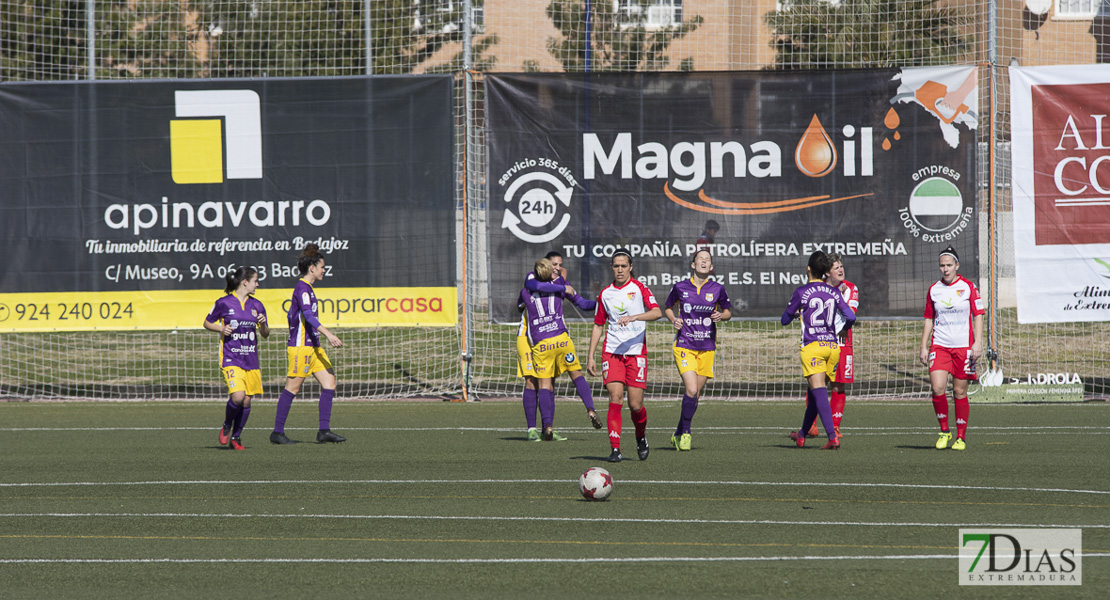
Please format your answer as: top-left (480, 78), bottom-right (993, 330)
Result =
top-left (928, 345), bottom-right (977, 381)
top-left (602, 352), bottom-right (647, 389)
top-left (835, 346), bottom-right (854, 384)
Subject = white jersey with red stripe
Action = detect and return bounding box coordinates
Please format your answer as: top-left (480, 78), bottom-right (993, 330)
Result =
top-left (832, 279), bottom-right (860, 346)
top-left (923, 275), bottom-right (985, 349)
top-left (594, 278), bottom-right (659, 356)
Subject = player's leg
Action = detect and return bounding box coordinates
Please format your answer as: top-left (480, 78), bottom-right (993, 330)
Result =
top-left (831, 346), bottom-right (851, 437)
top-left (536, 376), bottom-right (559, 441)
top-left (273, 347), bottom-right (307, 444)
top-left (928, 347), bottom-right (954, 449)
top-left (605, 379), bottom-right (626, 462)
top-left (229, 392), bottom-right (252, 451)
top-left (626, 357), bottom-right (649, 460)
top-left (517, 335), bottom-right (541, 439)
top-left (951, 376), bottom-right (970, 450)
top-left (223, 388), bottom-right (245, 446)
top-left (522, 377), bottom-right (540, 440)
top-left (313, 366), bottom-right (345, 443)
top-left (567, 370), bottom-right (600, 428)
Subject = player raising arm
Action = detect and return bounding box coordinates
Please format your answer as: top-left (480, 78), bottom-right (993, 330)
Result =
top-left (587, 248), bottom-right (662, 463)
top-left (204, 266), bottom-right (269, 450)
top-left (663, 250), bottom-right (732, 451)
top-left (782, 251), bottom-right (856, 450)
top-left (920, 246), bottom-right (984, 451)
top-left (270, 243), bottom-right (346, 445)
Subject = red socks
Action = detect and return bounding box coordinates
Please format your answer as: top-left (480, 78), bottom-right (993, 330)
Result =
top-left (932, 394), bottom-right (950, 431)
top-left (607, 402), bottom-right (623, 449)
top-left (630, 406), bottom-right (647, 439)
top-left (954, 396), bottom-right (969, 440)
top-left (830, 391), bottom-right (846, 429)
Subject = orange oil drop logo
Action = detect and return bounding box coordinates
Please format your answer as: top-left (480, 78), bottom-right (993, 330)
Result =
top-left (795, 115), bottom-right (837, 177)
top-left (882, 107), bottom-right (900, 151)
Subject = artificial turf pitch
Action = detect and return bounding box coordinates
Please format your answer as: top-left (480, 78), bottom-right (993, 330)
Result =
top-left (0, 399), bottom-right (1107, 599)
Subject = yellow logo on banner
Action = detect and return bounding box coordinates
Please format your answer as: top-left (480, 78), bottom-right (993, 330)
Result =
top-left (170, 119), bottom-right (223, 184)
top-left (0, 287), bottom-right (457, 332)
top-left (170, 90), bottom-right (262, 185)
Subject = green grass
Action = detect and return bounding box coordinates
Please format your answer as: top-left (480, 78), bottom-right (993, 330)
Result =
top-left (1, 400), bottom-right (1108, 599)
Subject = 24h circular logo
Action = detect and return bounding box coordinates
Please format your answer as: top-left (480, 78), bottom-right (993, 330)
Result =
top-left (501, 169), bottom-right (574, 244)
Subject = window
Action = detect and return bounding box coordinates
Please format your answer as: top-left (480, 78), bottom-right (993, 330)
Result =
top-left (413, 0), bottom-right (484, 34)
top-left (1055, 0), bottom-right (1099, 20)
top-left (616, 0), bottom-right (683, 29)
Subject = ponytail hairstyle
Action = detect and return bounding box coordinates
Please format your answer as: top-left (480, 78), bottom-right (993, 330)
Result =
top-left (807, 250), bottom-right (832, 280)
top-left (297, 243), bottom-right (324, 276)
top-left (224, 266), bottom-right (258, 294)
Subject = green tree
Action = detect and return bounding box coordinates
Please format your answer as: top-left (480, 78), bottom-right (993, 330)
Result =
top-left (537, 0), bottom-right (703, 72)
top-left (0, 0), bottom-right (88, 81)
top-left (764, 0), bottom-right (974, 69)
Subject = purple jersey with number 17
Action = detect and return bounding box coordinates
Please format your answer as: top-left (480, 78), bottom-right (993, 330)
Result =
top-left (782, 281), bottom-right (856, 346)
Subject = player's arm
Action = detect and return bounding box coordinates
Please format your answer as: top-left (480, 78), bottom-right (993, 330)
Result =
top-left (920, 318), bottom-right (935, 367)
top-left (836, 295), bottom-right (856, 330)
top-left (568, 293), bottom-right (596, 312)
top-left (203, 318), bottom-right (232, 336)
top-left (257, 306), bottom-right (270, 338)
top-left (301, 301), bottom-right (342, 348)
top-left (664, 305), bottom-right (682, 331)
top-left (971, 313), bottom-right (984, 362)
top-left (618, 306), bottom-right (662, 326)
top-left (713, 290), bottom-right (733, 322)
top-left (587, 323), bottom-right (605, 377)
top-left (524, 278), bottom-right (566, 294)
top-left (780, 292), bottom-right (801, 326)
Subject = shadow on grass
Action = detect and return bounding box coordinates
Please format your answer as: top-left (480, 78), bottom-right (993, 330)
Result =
top-left (894, 445), bottom-right (938, 450)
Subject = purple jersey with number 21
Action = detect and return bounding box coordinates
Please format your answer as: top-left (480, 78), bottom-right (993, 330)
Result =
top-left (781, 282), bottom-right (856, 346)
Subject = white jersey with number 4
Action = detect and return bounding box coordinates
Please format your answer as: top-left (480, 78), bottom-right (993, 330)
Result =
top-left (594, 279), bottom-right (659, 356)
top-left (923, 275), bottom-right (985, 349)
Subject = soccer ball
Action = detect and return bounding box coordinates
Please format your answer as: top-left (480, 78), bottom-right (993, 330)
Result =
top-left (579, 467), bottom-right (613, 501)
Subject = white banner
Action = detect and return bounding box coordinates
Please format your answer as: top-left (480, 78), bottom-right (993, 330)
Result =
top-left (1010, 66), bottom-right (1110, 324)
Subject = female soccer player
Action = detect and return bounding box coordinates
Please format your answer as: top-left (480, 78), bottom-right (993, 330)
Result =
top-left (517, 251), bottom-right (599, 441)
top-left (270, 244), bottom-right (346, 445)
top-left (663, 250), bottom-right (732, 451)
top-left (519, 257), bottom-right (584, 441)
top-left (204, 266), bottom-right (269, 450)
top-left (920, 246), bottom-right (984, 451)
top-left (587, 248), bottom-right (662, 463)
top-left (805, 253), bottom-right (859, 439)
top-left (782, 251), bottom-right (856, 450)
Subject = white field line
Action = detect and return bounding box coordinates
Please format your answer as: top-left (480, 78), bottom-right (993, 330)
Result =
top-left (2, 425), bottom-right (1108, 433)
top-left (0, 554), bottom-right (1108, 565)
top-left (1, 478), bottom-right (1108, 496)
top-left (1, 512), bottom-right (1109, 530)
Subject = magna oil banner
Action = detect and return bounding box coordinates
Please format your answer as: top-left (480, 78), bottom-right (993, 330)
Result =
top-left (485, 69), bottom-right (979, 322)
top-left (0, 76), bottom-right (456, 331)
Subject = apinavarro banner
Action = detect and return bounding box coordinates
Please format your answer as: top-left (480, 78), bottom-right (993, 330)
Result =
top-left (0, 76), bottom-right (456, 331)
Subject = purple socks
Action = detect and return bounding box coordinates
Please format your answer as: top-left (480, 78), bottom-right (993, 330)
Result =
top-left (538, 389), bottom-right (555, 428)
top-left (223, 397), bottom-right (239, 428)
top-left (800, 387), bottom-right (835, 440)
top-left (522, 388), bottom-right (538, 429)
top-left (273, 389), bottom-right (295, 433)
top-left (319, 388), bottom-right (335, 430)
top-left (677, 394), bottom-right (699, 435)
top-left (232, 405), bottom-right (251, 437)
top-left (573, 376), bottom-right (595, 411)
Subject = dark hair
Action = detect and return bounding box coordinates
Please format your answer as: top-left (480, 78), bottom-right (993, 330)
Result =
top-left (807, 250), bottom-right (832, 279)
top-left (297, 243), bottom-right (324, 276)
top-left (691, 248), bottom-right (712, 263)
top-left (704, 219), bottom-right (720, 231)
top-left (224, 266), bottom-right (258, 294)
top-left (939, 245), bottom-right (960, 263)
top-left (611, 247), bottom-right (634, 278)
top-left (544, 250), bottom-right (563, 261)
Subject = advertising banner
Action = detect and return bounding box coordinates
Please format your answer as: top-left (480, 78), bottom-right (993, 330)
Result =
top-left (485, 68), bottom-right (980, 322)
top-left (1011, 65), bottom-right (1110, 324)
top-left (0, 76), bottom-right (456, 331)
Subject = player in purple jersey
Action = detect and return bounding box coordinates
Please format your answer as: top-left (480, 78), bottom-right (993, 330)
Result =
top-left (204, 266), bottom-right (269, 450)
top-left (664, 250), bottom-right (732, 451)
top-left (270, 244), bottom-right (346, 445)
top-left (517, 251), bottom-right (600, 440)
top-left (519, 257), bottom-right (586, 441)
top-left (781, 251), bottom-right (856, 450)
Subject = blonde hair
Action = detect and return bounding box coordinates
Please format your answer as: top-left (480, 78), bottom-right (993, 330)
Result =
top-left (534, 258), bottom-right (555, 282)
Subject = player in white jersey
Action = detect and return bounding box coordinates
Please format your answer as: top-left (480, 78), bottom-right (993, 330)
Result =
top-left (587, 248), bottom-right (662, 463)
top-left (920, 246), bottom-right (984, 451)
